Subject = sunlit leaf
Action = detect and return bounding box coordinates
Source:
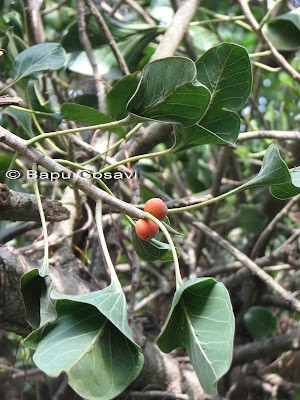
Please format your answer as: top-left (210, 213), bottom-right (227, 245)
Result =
top-left (25, 285), bottom-right (144, 400)
top-left (157, 278), bottom-right (235, 396)
top-left (13, 43), bottom-right (66, 81)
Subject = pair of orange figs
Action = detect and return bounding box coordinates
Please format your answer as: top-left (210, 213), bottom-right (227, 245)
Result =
top-left (135, 198), bottom-right (168, 241)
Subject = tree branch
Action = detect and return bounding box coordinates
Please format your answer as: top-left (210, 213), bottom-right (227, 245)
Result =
top-left (0, 184), bottom-right (70, 222)
top-left (0, 126), bottom-right (143, 219)
top-left (151, 0), bottom-right (200, 60)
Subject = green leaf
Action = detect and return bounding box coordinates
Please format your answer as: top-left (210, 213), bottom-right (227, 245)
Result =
top-left (62, 13), bottom-right (161, 53)
top-left (243, 306), bottom-right (278, 340)
top-left (131, 227), bottom-right (173, 261)
top-left (107, 73), bottom-right (140, 120)
top-left (127, 57), bottom-right (210, 127)
top-left (13, 43), bottom-right (66, 81)
top-left (25, 285), bottom-right (144, 400)
top-left (172, 43), bottom-right (252, 151)
top-left (240, 145), bottom-right (300, 199)
top-left (157, 278), bottom-right (235, 396)
top-left (66, 32), bottom-right (160, 80)
top-left (20, 269), bottom-right (57, 329)
top-left (1, 107), bottom-right (33, 138)
top-left (61, 103), bottom-right (126, 137)
top-left (291, 168), bottom-right (300, 187)
top-left (262, 9), bottom-right (300, 51)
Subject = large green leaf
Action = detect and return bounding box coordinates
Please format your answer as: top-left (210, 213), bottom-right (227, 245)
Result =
top-left (127, 57), bottom-right (210, 126)
top-left (240, 145), bottom-right (300, 199)
top-left (157, 278), bottom-right (235, 396)
top-left (20, 269), bottom-right (57, 329)
top-left (262, 9), bottom-right (300, 51)
top-left (13, 43), bottom-right (66, 81)
top-left (66, 32), bottom-right (159, 80)
top-left (243, 306), bottom-right (278, 340)
top-left (172, 43), bottom-right (252, 151)
top-left (61, 103), bottom-right (126, 137)
top-left (25, 285), bottom-right (144, 400)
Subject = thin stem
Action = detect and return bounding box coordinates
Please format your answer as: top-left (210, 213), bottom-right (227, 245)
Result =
top-left (249, 50), bottom-right (272, 58)
top-left (0, 79), bottom-right (19, 96)
top-left (95, 201), bottom-right (121, 286)
top-left (143, 212), bottom-right (183, 289)
top-left (32, 164), bottom-right (49, 277)
top-left (251, 60), bottom-right (281, 72)
top-left (189, 15), bottom-right (245, 26)
top-left (8, 105), bottom-right (52, 116)
top-left (26, 115), bottom-right (134, 146)
top-left (259, 0), bottom-right (284, 28)
top-left (100, 147), bottom-right (174, 173)
top-left (168, 186), bottom-right (243, 214)
top-left (81, 122), bottom-right (143, 167)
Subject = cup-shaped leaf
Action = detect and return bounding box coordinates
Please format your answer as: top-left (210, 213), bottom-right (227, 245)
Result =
top-left (240, 144), bottom-right (300, 199)
top-left (13, 43), bottom-right (66, 81)
top-left (172, 43), bottom-right (252, 151)
top-left (25, 285), bottom-right (144, 400)
top-left (157, 278), bottom-right (235, 396)
top-left (127, 57), bottom-right (210, 126)
top-left (20, 269), bottom-right (57, 329)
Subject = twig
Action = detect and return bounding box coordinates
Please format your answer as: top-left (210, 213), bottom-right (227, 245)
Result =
top-left (128, 391), bottom-right (189, 400)
top-left (0, 96), bottom-right (23, 107)
top-left (232, 329), bottom-right (300, 366)
top-left (76, 0), bottom-right (106, 112)
top-left (251, 194), bottom-right (300, 258)
top-left (192, 220), bottom-right (300, 312)
top-left (134, 288), bottom-right (163, 312)
top-left (196, 146), bottom-right (230, 253)
top-left (238, 130), bottom-right (300, 142)
top-left (127, 251), bottom-right (140, 323)
top-left (238, 0), bottom-right (300, 84)
top-left (41, 0), bottom-right (70, 15)
top-left (85, 0), bottom-right (130, 75)
top-left (24, 0), bottom-right (45, 44)
top-left (125, 0), bottom-right (156, 25)
top-left (151, 0), bottom-right (200, 60)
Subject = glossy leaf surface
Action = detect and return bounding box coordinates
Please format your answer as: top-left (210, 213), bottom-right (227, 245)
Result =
top-left (157, 278), bottom-right (234, 395)
top-left (172, 43), bottom-right (252, 151)
top-left (127, 57), bottom-right (210, 126)
top-left (13, 43), bottom-right (66, 81)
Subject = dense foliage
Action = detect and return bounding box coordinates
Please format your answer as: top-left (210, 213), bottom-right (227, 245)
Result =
top-left (0, 1), bottom-right (299, 399)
